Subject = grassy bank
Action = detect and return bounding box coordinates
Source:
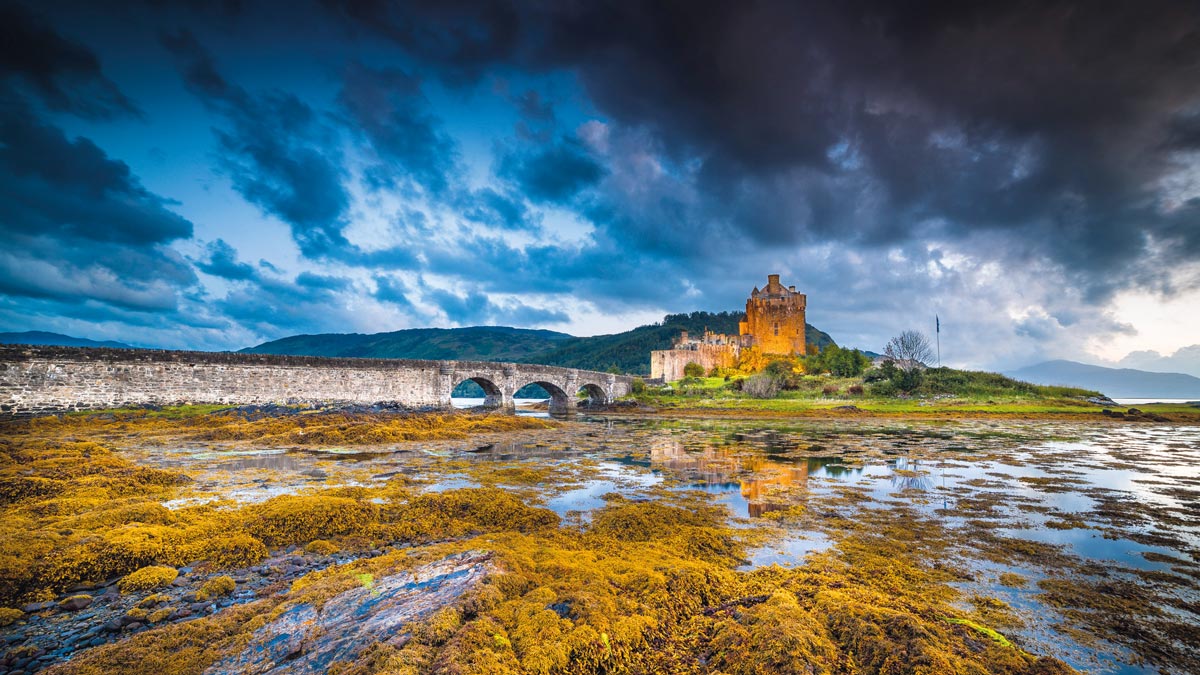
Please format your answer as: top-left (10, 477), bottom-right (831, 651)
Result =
top-left (624, 368), bottom-right (1200, 421)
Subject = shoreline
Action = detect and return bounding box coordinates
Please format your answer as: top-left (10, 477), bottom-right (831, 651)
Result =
top-left (590, 400), bottom-right (1200, 424)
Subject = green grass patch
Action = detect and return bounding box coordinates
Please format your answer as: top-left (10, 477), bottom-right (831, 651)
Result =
top-left (944, 618), bottom-right (1013, 648)
top-left (65, 404), bottom-right (233, 419)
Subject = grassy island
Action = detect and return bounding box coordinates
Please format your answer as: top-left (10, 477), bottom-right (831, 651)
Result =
top-left (623, 361), bottom-right (1200, 422)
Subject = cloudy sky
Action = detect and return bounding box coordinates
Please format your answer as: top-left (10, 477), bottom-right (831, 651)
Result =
top-left (3, 0), bottom-right (1200, 374)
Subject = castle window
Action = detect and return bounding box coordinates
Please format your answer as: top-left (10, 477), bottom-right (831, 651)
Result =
top-left (773, 324), bottom-right (779, 336)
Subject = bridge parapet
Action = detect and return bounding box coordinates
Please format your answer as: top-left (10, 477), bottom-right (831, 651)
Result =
top-left (0, 345), bottom-right (633, 415)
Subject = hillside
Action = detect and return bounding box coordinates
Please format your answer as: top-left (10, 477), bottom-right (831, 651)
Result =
top-left (0, 331), bottom-right (133, 349)
top-left (241, 312), bottom-right (838, 375)
top-left (241, 326), bottom-right (573, 362)
top-left (1007, 360), bottom-right (1200, 399)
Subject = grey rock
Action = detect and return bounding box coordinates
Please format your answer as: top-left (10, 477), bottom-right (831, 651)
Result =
top-left (58, 596), bottom-right (92, 611)
top-left (21, 602), bottom-right (54, 614)
top-left (204, 550), bottom-right (491, 675)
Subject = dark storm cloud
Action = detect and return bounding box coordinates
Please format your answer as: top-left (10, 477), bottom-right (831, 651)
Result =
top-left (425, 285), bottom-right (569, 326)
top-left (372, 274), bottom-right (417, 311)
top-left (337, 62), bottom-right (459, 196)
top-left (457, 187), bottom-right (531, 231)
top-left (162, 30), bottom-right (352, 259)
top-left (327, 0), bottom-right (1200, 299)
top-left (0, 104), bottom-right (192, 245)
top-left (0, 3), bottom-right (141, 119)
top-left (211, 268), bottom-right (360, 336)
top-left (196, 239), bottom-right (257, 281)
top-left (497, 137), bottom-right (606, 205)
top-left (425, 287), bottom-right (491, 324)
top-left (0, 93), bottom-right (196, 314)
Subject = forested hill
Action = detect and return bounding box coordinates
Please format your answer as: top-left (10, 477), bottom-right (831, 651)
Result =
top-left (239, 326), bottom-right (573, 362)
top-left (241, 311), bottom-right (837, 375)
top-left (520, 312), bottom-right (835, 374)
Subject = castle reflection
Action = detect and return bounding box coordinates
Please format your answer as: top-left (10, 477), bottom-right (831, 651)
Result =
top-left (649, 436), bottom-right (862, 517)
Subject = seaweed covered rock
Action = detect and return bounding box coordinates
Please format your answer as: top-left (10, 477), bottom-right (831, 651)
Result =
top-left (118, 566), bottom-right (179, 594)
top-left (204, 551), bottom-right (493, 675)
top-left (0, 606), bottom-right (23, 626)
top-left (196, 575), bottom-right (236, 602)
top-left (247, 495), bottom-right (379, 546)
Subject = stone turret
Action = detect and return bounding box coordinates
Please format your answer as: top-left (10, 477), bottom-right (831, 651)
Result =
top-left (740, 274), bottom-right (806, 355)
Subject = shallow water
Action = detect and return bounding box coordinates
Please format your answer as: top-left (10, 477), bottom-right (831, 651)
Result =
top-left (132, 416), bottom-right (1200, 674)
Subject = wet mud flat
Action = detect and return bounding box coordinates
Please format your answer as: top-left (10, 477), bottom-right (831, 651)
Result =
top-left (1, 410), bottom-right (1197, 674)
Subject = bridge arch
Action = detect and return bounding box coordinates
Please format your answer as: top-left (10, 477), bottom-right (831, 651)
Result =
top-left (451, 375), bottom-right (505, 409)
top-left (518, 379), bottom-right (571, 413)
top-left (577, 382), bottom-right (609, 406)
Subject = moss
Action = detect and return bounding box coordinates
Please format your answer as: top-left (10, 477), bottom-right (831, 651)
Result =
top-left (0, 606), bottom-right (24, 626)
top-left (146, 607), bottom-right (174, 623)
top-left (304, 539), bottom-right (340, 556)
top-left (945, 617), bottom-right (1014, 648)
top-left (118, 565), bottom-right (178, 593)
top-left (196, 575), bottom-right (235, 602)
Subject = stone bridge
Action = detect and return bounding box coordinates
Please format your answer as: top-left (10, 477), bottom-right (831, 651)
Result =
top-left (0, 345), bottom-right (635, 416)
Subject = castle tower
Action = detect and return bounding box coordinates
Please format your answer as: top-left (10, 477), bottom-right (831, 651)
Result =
top-left (740, 274), bottom-right (806, 355)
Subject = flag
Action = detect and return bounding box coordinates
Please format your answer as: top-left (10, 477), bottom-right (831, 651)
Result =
top-left (936, 315), bottom-right (940, 333)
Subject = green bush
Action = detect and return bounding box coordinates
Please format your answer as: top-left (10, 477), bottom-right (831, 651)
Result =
top-left (683, 362), bottom-right (706, 378)
top-left (805, 345), bottom-right (871, 377)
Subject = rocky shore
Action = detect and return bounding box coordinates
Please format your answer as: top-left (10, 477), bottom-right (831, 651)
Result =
top-left (2, 547), bottom-right (378, 674)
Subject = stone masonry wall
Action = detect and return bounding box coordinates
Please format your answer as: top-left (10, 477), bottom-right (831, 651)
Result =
top-left (0, 345), bottom-right (633, 415)
top-left (650, 344), bottom-right (737, 381)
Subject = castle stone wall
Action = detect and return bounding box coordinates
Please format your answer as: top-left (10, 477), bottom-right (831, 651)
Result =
top-left (0, 346), bottom-right (632, 415)
top-left (650, 344), bottom-right (737, 381)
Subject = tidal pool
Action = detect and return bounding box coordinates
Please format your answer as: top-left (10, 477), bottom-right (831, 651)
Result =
top-left (125, 416), bottom-right (1200, 675)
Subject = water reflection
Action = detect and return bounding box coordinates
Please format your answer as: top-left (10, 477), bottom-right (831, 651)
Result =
top-left (650, 436), bottom-right (861, 517)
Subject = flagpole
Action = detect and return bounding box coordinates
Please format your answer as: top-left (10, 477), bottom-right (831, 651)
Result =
top-left (936, 315), bottom-right (941, 367)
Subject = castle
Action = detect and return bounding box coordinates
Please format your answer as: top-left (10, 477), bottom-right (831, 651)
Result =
top-left (650, 274), bottom-right (808, 381)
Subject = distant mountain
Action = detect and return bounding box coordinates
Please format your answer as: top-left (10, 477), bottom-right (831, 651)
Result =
top-left (0, 331), bottom-right (133, 349)
top-left (241, 312), bottom-right (838, 375)
top-left (1007, 360), bottom-right (1200, 399)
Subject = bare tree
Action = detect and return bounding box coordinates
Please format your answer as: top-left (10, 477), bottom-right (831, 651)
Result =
top-left (884, 330), bottom-right (934, 371)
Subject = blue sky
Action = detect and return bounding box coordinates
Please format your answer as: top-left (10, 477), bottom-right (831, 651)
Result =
top-left (3, 0), bottom-right (1200, 375)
